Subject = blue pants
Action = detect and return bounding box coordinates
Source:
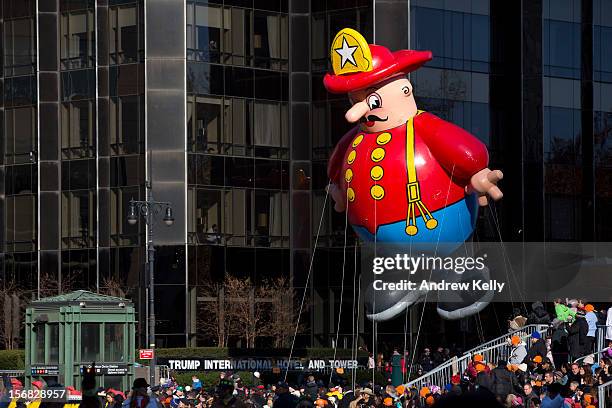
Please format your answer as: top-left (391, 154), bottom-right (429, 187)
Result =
top-left (353, 195), bottom-right (478, 256)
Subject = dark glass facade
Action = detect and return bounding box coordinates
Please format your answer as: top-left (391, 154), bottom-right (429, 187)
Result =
top-left (1, 0), bottom-right (611, 350)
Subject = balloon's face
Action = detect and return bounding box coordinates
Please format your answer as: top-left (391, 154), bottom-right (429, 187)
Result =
top-left (345, 76), bottom-right (418, 133)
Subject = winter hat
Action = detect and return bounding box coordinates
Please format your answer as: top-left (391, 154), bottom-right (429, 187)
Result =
top-left (533, 356), bottom-right (543, 363)
top-left (585, 304), bottom-right (595, 312)
top-left (419, 387), bottom-right (430, 398)
top-left (132, 378), bottom-right (149, 390)
top-left (511, 335), bottom-right (521, 346)
top-left (383, 397), bottom-right (393, 406)
top-left (444, 384), bottom-right (452, 392)
top-left (425, 396), bottom-right (435, 406)
top-left (451, 375), bottom-right (461, 385)
top-left (473, 354), bottom-right (484, 362)
top-left (531, 331), bottom-right (541, 339)
top-left (395, 385), bottom-right (405, 395)
top-left (430, 385), bottom-right (441, 395)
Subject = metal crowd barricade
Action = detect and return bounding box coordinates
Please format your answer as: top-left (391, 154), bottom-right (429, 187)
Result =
top-left (405, 324), bottom-right (550, 393)
top-left (405, 354), bottom-right (471, 391)
top-left (598, 378), bottom-right (612, 408)
top-left (573, 347), bottom-right (611, 365)
top-left (158, 364), bottom-right (170, 383)
top-left (464, 324), bottom-right (550, 356)
top-left (597, 325), bottom-right (611, 353)
top-left (0, 370), bottom-right (25, 377)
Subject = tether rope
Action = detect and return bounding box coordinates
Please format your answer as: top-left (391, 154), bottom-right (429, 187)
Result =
top-left (284, 181), bottom-right (331, 381)
top-left (408, 164), bottom-right (456, 377)
top-left (329, 182), bottom-right (350, 384)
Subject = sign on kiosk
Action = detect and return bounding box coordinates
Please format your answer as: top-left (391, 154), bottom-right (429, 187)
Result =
top-left (139, 349), bottom-right (154, 360)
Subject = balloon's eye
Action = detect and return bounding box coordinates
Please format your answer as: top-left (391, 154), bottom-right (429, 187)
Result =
top-left (367, 94), bottom-right (382, 110)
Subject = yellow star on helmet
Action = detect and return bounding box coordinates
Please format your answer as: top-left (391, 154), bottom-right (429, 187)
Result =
top-left (330, 28), bottom-right (373, 76)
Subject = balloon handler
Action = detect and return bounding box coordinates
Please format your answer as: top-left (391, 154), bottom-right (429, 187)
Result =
top-left (324, 29), bottom-right (504, 321)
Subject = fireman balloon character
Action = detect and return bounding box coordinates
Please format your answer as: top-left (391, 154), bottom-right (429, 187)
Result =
top-left (325, 29), bottom-right (504, 320)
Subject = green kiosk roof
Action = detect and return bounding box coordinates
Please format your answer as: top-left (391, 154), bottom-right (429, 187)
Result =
top-left (32, 290), bottom-right (132, 306)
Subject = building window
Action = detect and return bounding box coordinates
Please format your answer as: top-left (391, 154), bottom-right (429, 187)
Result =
top-left (109, 5), bottom-right (140, 64)
top-left (187, 95), bottom-right (288, 158)
top-left (61, 190), bottom-right (95, 249)
top-left (110, 96), bottom-right (144, 155)
top-left (110, 187), bottom-right (141, 246)
top-left (543, 20), bottom-right (581, 79)
top-left (61, 10), bottom-right (95, 70)
top-left (253, 11), bottom-right (288, 70)
top-left (187, 4), bottom-right (225, 63)
top-left (3, 18), bottom-right (36, 76)
top-left (187, 96), bottom-right (224, 154)
top-left (411, 6), bottom-right (490, 73)
top-left (186, 3), bottom-right (288, 70)
top-left (104, 324), bottom-right (124, 362)
top-left (188, 188), bottom-right (289, 247)
top-left (5, 195), bottom-right (36, 252)
top-left (80, 323), bottom-right (100, 361)
top-left (48, 324), bottom-right (60, 363)
top-left (4, 107), bottom-right (36, 165)
top-left (61, 100), bottom-right (95, 159)
top-left (544, 107), bottom-right (581, 164)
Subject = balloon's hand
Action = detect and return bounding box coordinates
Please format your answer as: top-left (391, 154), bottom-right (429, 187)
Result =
top-left (327, 183), bottom-right (346, 212)
top-left (466, 168), bottom-right (503, 206)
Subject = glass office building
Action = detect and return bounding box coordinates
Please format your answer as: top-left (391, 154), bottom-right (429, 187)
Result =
top-left (1, 0), bottom-right (611, 349)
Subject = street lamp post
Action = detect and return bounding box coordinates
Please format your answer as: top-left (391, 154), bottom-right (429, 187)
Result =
top-left (127, 180), bottom-right (174, 386)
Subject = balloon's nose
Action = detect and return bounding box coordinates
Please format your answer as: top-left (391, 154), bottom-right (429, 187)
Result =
top-left (345, 101), bottom-right (369, 123)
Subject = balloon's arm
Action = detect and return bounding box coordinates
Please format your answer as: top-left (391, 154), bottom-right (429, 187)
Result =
top-left (327, 126), bottom-right (360, 185)
top-left (415, 112), bottom-right (489, 184)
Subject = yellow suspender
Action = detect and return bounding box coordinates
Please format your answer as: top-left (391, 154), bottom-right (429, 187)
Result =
top-left (405, 111), bottom-right (438, 236)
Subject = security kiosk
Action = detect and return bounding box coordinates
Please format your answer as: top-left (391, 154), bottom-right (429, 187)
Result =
top-left (25, 290), bottom-right (136, 390)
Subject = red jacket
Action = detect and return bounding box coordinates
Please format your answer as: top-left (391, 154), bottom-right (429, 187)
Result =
top-left (327, 112), bottom-right (488, 234)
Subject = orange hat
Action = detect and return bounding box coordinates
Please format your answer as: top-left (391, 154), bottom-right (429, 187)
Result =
top-left (323, 28), bottom-right (432, 94)
top-left (473, 354), bottom-right (484, 362)
top-left (586, 405), bottom-right (596, 408)
top-left (336, 367), bottom-right (344, 375)
top-left (315, 399), bottom-right (328, 407)
top-left (511, 335), bottom-right (521, 346)
top-left (533, 355), bottom-right (543, 363)
top-left (396, 385), bottom-right (405, 395)
top-left (475, 363), bottom-right (486, 373)
top-left (425, 396), bottom-right (435, 406)
top-left (383, 397), bottom-right (393, 406)
top-left (419, 387), bottom-right (430, 398)
top-left (584, 394), bottom-right (592, 404)
top-left (585, 304), bottom-right (595, 312)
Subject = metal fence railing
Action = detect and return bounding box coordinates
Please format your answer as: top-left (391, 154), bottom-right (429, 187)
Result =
top-left (573, 347), bottom-right (611, 365)
top-left (405, 325), bottom-right (550, 393)
top-left (598, 378), bottom-right (612, 408)
top-left (597, 325), bottom-right (611, 353)
top-left (405, 354), bottom-right (472, 392)
top-left (0, 370), bottom-right (25, 377)
top-left (158, 365), bottom-right (170, 382)
top-left (464, 324), bottom-right (550, 356)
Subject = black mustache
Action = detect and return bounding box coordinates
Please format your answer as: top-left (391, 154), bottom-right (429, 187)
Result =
top-left (361, 115), bottom-right (388, 122)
